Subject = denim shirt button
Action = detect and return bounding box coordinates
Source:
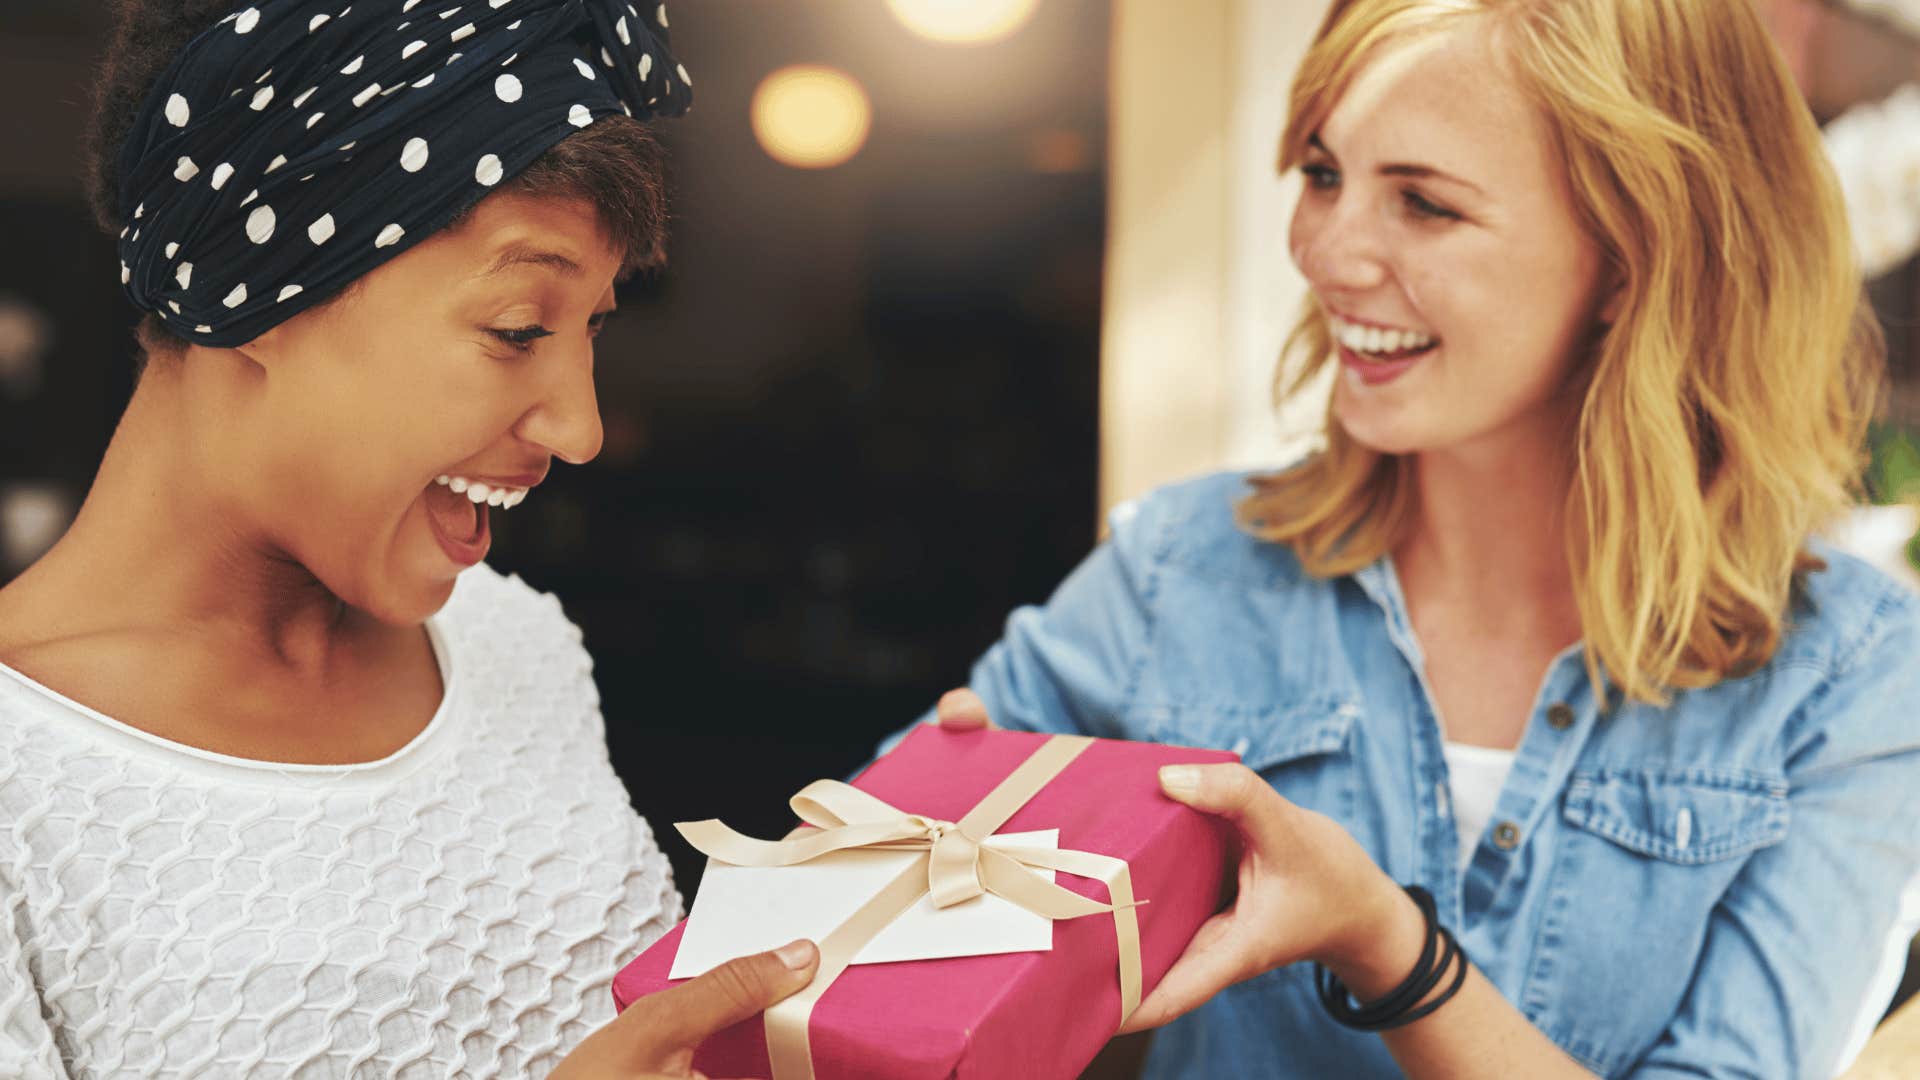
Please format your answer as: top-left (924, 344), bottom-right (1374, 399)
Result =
top-left (1545, 703), bottom-right (1575, 730)
top-left (1492, 820), bottom-right (1522, 849)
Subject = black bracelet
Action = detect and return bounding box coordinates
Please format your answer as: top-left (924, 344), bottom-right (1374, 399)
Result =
top-left (1314, 884), bottom-right (1471, 1031)
top-left (1326, 887), bottom-right (1445, 1025)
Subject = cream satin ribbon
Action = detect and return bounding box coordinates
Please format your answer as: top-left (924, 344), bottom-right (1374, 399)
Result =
top-left (675, 734), bottom-right (1143, 1080)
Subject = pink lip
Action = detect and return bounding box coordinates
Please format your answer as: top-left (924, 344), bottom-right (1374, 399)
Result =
top-left (462, 472), bottom-right (546, 489)
top-left (1328, 308), bottom-right (1428, 334)
top-left (1337, 342), bottom-right (1431, 386)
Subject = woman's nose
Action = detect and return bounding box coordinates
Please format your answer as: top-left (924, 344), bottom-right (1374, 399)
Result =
top-left (1294, 197), bottom-right (1391, 294)
top-left (515, 346), bottom-right (604, 466)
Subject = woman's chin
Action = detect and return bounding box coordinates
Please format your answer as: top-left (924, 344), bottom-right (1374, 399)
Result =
top-left (1330, 407), bottom-right (1430, 457)
top-left (360, 572), bottom-right (458, 627)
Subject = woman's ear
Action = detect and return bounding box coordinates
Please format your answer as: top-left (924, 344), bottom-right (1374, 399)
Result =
top-left (229, 321), bottom-right (288, 374)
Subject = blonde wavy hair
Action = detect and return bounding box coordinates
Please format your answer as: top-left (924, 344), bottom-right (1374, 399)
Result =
top-left (1239, 0), bottom-right (1885, 704)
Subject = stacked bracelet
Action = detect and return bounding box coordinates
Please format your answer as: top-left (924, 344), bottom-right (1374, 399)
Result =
top-left (1314, 884), bottom-right (1470, 1031)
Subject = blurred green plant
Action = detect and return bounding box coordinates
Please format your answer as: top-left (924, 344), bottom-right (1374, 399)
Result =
top-left (1864, 422), bottom-right (1920, 571)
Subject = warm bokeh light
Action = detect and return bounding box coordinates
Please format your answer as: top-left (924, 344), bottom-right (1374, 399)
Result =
top-left (750, 65), bottom-right (873, 170)
top-left (1024, 128), bottom-right (1092, 174)
top-left (884, 0), bottom-right (1041, 45)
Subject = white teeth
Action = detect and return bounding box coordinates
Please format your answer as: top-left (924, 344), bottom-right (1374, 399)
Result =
top-left (1329, 314), bottom-right (1434, 355)
top-left (434, 474), bottom-right (531, 509)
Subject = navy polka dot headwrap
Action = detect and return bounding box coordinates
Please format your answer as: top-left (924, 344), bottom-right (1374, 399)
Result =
top-left (114, 0), bottom-right (692, 347)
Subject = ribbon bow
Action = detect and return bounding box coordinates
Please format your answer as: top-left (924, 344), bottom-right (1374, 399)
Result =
top-left (675, 734), bottom-right (1143, 1080)
top-left (682, 778), bottom-right (1134, 920)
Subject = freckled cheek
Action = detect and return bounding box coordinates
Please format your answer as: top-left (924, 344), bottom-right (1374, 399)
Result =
top-left (1398, 264), bottom-right (1454, 336)
top-left (1286, 202), bottom-right (1322, 276)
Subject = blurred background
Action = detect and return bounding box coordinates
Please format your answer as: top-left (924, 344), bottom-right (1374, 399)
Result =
top-left (3, 0), bottom-right (1920, 1073)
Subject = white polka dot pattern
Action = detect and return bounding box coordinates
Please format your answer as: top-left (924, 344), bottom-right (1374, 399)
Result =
top-left (0, 566), bottom-right (680, 1078)
top-left (401, 136), bottom-right (431, 172)
top-left (114, 0), bottom-right (691, 344)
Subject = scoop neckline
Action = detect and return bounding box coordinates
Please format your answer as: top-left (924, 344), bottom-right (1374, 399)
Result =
top-left (1441, 739), bottom-right (1520, 761)
top-left (0, 611), bottom-right (458, 779)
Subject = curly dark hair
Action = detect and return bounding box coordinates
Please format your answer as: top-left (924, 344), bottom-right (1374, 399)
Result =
top-left (82, 0), bottom-right (672, 365)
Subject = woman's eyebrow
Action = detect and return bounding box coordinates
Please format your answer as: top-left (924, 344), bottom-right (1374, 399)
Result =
top-left (1307, 133), bottom-right (1485, 196)
top-left (481, 242), bottom-right (585, 279)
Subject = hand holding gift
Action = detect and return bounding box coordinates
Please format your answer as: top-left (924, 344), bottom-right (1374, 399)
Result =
top-left (926, 691), bottom-right (1429, 1034)
top-left (553, 940), bottom-right (820, 1080)
top-left (1119, 762), bottom-right (1425, 1032)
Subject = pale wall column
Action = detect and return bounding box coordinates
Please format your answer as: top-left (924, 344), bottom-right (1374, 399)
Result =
top-left (1100, 0), bottom-right (1333, 522)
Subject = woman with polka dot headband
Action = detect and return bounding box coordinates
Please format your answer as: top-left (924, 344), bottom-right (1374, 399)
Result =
top-left (0, 2), bottom-right (818, 1076)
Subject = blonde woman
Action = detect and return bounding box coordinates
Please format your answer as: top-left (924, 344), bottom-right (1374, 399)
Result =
top-left (913, 0), bottom-right (1920, 1076)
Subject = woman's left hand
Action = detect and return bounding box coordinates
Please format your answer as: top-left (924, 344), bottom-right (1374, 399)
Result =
top-left (1116, 762), bottom-right (1424, 1033)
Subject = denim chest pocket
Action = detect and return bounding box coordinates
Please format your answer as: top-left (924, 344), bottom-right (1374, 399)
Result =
top-left (1133, 699), bottom-right (1362, 826)
top-left (1531, 769), bottom-right (1790, 1075)
top-left (1561, 768), bottom-right (1789, 864)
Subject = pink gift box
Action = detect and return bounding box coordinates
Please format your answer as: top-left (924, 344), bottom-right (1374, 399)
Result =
top-left (612, 724), bottom-right (1238, 1080)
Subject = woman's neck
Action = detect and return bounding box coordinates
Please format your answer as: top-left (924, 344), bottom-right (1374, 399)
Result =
top-left (2, 360), bottom-right (362, 673)
top-left (1393, 414), bottom-right (1582, 644)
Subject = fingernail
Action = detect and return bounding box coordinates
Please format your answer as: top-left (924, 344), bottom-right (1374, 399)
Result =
top-left (776, 939), bottom-right (815, 970)
top-left (1159, 765), bottom-right (1199, 797)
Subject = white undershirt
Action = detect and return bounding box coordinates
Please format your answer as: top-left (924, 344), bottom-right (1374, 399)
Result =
top-left (1440, 740), bottom-right (1517, 872)
top-left (1440, 739), bottom-right (1920, 1076)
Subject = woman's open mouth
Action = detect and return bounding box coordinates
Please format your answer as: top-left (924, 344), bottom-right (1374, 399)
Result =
top-left (424, 479), bottom-right (488, 566)
top-left (1329, 313), bottom-right (1438, 387)
top-left (421, 474), bottom-right (536, 568)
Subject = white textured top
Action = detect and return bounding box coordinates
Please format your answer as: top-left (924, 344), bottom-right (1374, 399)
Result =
top-left (0, 565), bottom-right (680, 1079)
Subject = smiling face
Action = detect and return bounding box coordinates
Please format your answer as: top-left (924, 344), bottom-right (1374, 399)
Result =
top-left (1288, 21), bottom-right (1615, 461)
top-left (219, 191), bottom-right (621, 624)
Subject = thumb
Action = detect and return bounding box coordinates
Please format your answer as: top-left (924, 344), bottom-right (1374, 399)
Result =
top-left (1157, 763), bottom-right (1289, 852)
top-left (627, 940), bottom-right (819, 1057)
top-left (935, 688), bottom-right (994, 731)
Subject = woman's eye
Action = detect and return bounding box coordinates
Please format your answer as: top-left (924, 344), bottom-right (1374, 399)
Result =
top-left (489, 312), bottom-right (613, 351)
top-left (489, 325), bottom-right (555, 351)
top-left (1403, 189), bottom-right (1459, 221)
top-left (1301, 162), bottom-right (1340, 190)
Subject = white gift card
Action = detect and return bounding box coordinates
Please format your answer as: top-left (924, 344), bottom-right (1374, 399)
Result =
top-left (669, 830), bottom-right (1060, 979)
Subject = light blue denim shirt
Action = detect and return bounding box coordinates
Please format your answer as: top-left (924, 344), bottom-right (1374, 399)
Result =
top-left (893, 470), bottom-right (1920, 1079)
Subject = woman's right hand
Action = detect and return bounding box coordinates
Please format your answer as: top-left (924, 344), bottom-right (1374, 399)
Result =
top-left (549, 939), bottom-right (819, 1079)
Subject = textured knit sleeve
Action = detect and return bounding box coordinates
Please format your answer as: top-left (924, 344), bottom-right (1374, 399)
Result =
top-left (1, 863), bottom-right (68, 1079)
